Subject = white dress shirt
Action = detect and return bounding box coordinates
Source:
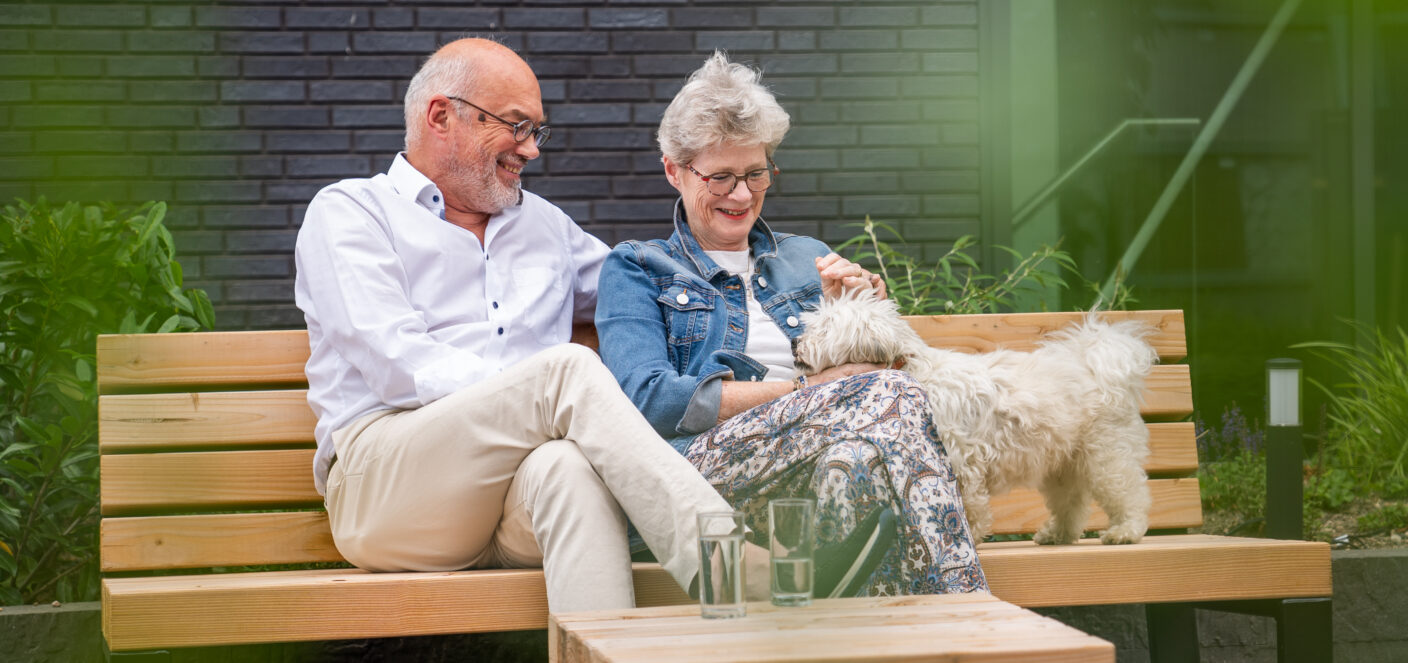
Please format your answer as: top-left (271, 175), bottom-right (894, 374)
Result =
top-left (295, 153), bottom-right (609, 495)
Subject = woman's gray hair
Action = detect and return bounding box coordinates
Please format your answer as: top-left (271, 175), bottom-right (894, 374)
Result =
top-left (658, 51), bottom-right (790, 164)
top-left (403, 48), bottom-right (481, 150)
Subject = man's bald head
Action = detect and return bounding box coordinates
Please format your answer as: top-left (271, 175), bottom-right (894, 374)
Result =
top-left (402, 38), bottom-right (538, 150)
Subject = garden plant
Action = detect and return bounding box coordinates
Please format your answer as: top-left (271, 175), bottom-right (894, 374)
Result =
top-left (0, 198), bottom-right (214, 605)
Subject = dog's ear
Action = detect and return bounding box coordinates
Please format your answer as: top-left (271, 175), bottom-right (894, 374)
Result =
top-left (891, 357), bottom-right (906, 370)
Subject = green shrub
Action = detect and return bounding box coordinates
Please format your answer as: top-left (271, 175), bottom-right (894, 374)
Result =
top-left (1198, 449), bottom-right (1266, 518)
top-left (1356, 503), bottom-right (1408, 534)
top-left (1293, 322), bottom-right (1408, 487)
top-left (0, 199), bottom-right (214, 605)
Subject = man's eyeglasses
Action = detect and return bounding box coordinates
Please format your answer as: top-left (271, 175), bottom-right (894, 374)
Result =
top-left (445, 95), bottom-right (552, 147)
top-left (685, 160), bottom-right (778, 196)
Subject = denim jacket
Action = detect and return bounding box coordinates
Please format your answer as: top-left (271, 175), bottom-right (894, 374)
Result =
top-left (596, 199), bottom-right (832, 450)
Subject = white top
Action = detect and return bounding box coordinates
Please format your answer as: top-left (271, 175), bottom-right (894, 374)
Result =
top-left (295, 153), bottom-right (609, 495)
top-left (703, 249), bottom-right (798, 382)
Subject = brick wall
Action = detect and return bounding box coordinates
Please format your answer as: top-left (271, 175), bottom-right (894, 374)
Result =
top-left (1, 1), bottom-right (981, 330)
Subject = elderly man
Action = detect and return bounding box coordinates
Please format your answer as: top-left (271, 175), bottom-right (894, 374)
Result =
top-left (294, 38), bottom-right (750, 611)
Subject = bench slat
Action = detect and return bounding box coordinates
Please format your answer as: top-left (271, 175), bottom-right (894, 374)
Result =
top-left (101, 535), bottom-right (1327, 651)
top-left (99, 390), bottom-right (317, 451)
top-left (905, 309), bottom-right (1186, 360)
top-left (100, 449), bottom-right (320, 515)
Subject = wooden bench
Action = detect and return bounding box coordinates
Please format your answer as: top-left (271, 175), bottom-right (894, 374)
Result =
top-left (97, 309), bottom-right (1332, 661)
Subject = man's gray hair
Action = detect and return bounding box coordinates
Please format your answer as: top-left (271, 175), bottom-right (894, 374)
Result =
top-left (403, 48), bottom-right (480, 150)
top-left (657, 51), bottom-right (790, 164)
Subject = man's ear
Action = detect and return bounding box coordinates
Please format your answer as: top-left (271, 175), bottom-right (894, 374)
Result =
top-left (425, 96), bottom-right (454, 140)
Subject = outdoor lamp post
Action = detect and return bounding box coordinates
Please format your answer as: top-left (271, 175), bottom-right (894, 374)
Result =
top-left (1265, 358), bottom-right (1303, 540)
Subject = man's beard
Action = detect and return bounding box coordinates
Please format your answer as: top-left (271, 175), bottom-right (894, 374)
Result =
top-left (444, 137), bottom-right (522, 216)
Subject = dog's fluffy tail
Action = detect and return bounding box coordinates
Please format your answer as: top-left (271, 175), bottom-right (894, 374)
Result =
top-left (1045, 313), bottom-right (1159, 409)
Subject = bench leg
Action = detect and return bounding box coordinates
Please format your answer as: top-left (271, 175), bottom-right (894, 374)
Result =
top-left (1276, 598), bottom-right (1333, 663)
top-left (1146, 603), bottom-right (1200, 663)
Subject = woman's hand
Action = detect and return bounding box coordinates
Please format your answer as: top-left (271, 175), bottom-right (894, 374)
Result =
top-left (808, 361), bottom-right (888, 386)
top-left (815, 253), bottom-right (887, 300)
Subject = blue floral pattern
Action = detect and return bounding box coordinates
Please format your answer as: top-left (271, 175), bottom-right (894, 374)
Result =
top-left (685, 369), bottom-right (988, 596)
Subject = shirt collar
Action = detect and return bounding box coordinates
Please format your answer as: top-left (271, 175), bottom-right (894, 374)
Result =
top-left (388, 153), bottom-right (446, 216)
top-left (671, 198), bottom-right (780, 279)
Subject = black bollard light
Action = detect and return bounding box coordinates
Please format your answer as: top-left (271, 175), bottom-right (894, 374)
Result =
top-left (1265, 358), bottom-right (1303, 540)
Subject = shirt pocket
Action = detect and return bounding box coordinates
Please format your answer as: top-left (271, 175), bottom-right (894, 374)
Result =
top-left (513, 267), bottom-right (568, 345)
top-left (656, 277), bottom-right (715, 349)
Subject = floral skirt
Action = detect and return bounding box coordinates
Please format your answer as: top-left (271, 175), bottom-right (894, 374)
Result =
top-left (684, 369), bottom-right (988, 596)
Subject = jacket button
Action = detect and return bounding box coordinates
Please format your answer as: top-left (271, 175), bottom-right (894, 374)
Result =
top-left (676, 292), bottom-right (689, 305)
top-left (786, 316), bottom-right (798, 327)
top-left (758, 276), bottom-right (768, 289)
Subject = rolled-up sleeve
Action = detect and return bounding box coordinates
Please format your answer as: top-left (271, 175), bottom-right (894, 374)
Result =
top-left (595, 244), bottom-right (726, 438)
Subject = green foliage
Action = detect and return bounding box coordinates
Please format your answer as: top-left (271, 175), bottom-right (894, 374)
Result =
top-left (1304, 466), bottom-right (1357, 511)
top-left (0, 198), bottom-right (214, 605)
top-left (835, 217), bottom-right (1094, 315)
top-left (1293, 321), bottom-right (1408, 485)
top-left (1198, 449), bottom-right (1266, 518)
top-left (1356, 503), bottom-right (1408, 534)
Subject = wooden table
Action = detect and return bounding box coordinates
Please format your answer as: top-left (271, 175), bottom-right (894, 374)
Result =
top-left (549, 593), bottom-right (1114, 663)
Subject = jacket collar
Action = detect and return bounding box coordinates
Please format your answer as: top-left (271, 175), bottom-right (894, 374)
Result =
top-left (670, 198), bottom-right (780, 279)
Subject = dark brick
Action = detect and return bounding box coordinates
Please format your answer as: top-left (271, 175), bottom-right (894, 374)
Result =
top-left (546, 103), bottom-right (631, 126)
top-left (332, 106), bottom-right (403, 128)
top-left (36, 180), bottom-right (128, 202)
top-left (900, 219), bottom-right (980, 242)
top-left (245, 305), bottom-right (305, 330)
top-left (106, 106), bottom-right (197, 128)
top-left (242, 57), bottom-right (331, 78)
top-left (0, 30), bottom-right (28, 51)
top-left (923, 52), bottom-right (978, 74)
top-left (204, 255), bottom-right (291, 278)
top-left (539, 79), bottom-right (566, 102)
top-left (0, 6), bottom-right (49, 25)
top-left (220, 32), bottom-right (304, 54)
top-left (0, 157), bottom-right (53, 180)
top-left (631, 153), bottom-right (663, 171)
top-left (12, 106), bottom-right (106, 128)
top-left (528, 176), bottom-right (611, 199)
top-left (777, 31), bottom-right (816, 51)
top-left (128, 131), bottom-right (174, 152)
top-left (266, 180), bottom-right (329, 203)
top-left (195, 7), bottom-right (281, 29)
top-left (524, 55), bottom-right (591, 77)
top-left (901, 75), bottom-right (978, 98)
top-left (226, 280), bottom-right (296, 302)
top-left (593, 199), bottom-right (673, 222)
top-left (197, 56), bottom-right (240, 78)
top-left (373, 8), bottom-right (414, 29)
top-left (59, 56), bottom-right (102, 76)
top-left (504, 8), bottom-right (582, 29)
top-left (819, 77), bottom-right (898, 99)
top-left (170, 230), bottom-right (224, 254)
top-left (309, 32), bottom-right (350, 54)
top-left (776, 149), bottom-right (839, 171)
top-left (0, 55), bottom-right (55, 77)
top-left (154, 156), bottom-right (240, 178)
top-left (757, 54), bottom-right (837, 75)
top-left (221, 81), bottom-right (305, 103)
top-left (204, 205), bottom-right (290, 228)
top-left (756, 7), bottom-right (833, 27)
top-left (417, 7), bottom-right (499, 29)
top-left (785, 125), bottom-right (859, 147)
top-left (199, 106), bottom-right (242, 128)
top-left (545, 152), bottom-right (632, 175)
top-left (0, 182), bottom-right (33, 201)
top-left (838, 6), bottom-right (918, 27)
top-left (842, 52), bottom-right (920, 74)
top-left (567, 128), bottom-right (654, 150)
top-left (51, 155), bottom-right (146, 178)
top-left (353, 130), bottom-right (404, 153)
top-left (353, 32), bottom-right (437, 54)
top-left (697, 31), bottom-right (774, 52)
top-left (244, 106), bottom-right (329, 128)
top-left (840, 101), bottom-right (921, 123)
top-left (56, 5), bottom-right (146, 27)
top-left (212, 306), bottom-right (246, 329)
top-left (611, 176), bottom-right (674, 198)
top-left (131, 181), bottom-right (174, 203)
top-left (0, 81), bottom-right (30, 102)
top-left (841, 148), bottom-right (921, 171)
top-left (240, 156), bottom-right (284, 177)
top-left (902, 170), bottom-right (978, 192)
top-left (611, 31), bottom-right (691, 53)
top-left (330, 56), bottom-right (420, 78)
top-left (672, 8), bottom-right (753, 28)
top-left (286, 8), bottom-right (369, 29)
top-left (311, 80), bottom-right (393, 102)
top-left (588, 8), bottom-right (667, 29)
top-left (632, 55), bottom-right (703, 76)
top-left (526, 32), bottom-right (608, 54)
top-left (107, 55), bottom-right (196, 78)
top-left (631, 103), bottom-right (667, 125)
top-left (0, 132), bottom-right (34, 153)
top-left (922, 194), bottom-right (980, 216)
top-left (174, 181), bottom-right (262, 204)
top-left (36, 80), bottom-right (125, 102)
top-left (567, 80), bottom-right (651, 101)
top-left (768, 78), bottom-right (815, 99)
top-left (798, 102), bottom-right (840, 123)
top-left (941, 123), bottom-right (979, 145)
top-left (127, 31), bottom-right (218, 53)
top-left (176, 131), bottom-right (264, 153)
top-left (922, 5), bottom-right (978, 26)
top-left (861, 125), bottom-right (939, 146)
top-left (286, 155), bottom-right (372, 178)
top-left (818, 30), bottom-right (899, 51)
top-left (150, 7), bottom-right (192, 28)
top-left (590, 56), bottom-right (632, 77)
top-left (921, 147), bottom-right (980, 169)
top-left (901, 28), bottom-right (977, 50)
top-left (35, 30), bottom-right (125, 52)
top-left (774, 172), bottom-right (817, 194)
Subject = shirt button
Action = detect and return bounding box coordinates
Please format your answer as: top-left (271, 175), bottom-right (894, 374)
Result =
top-left (497, 327), bottom-right (504, 335)
top-left (492, 301), bottom-right (499, 309)
top-left (758, 276), bottom-right (768, 289)
top-left (786, 316), bottom-right (799, 327)
top-left (676, 292), bottom-right (689, 305)
top-left (432, 195), bottom-right (439, 203)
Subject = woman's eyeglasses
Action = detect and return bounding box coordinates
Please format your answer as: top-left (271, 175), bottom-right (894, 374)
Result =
top-left (685, 160), bottom-right (778, 196)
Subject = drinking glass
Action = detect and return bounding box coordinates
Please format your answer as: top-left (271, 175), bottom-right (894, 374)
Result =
top-left (768, 498), bottom-right (815, 606)
top-left (696, 510), bottom-right (747, 619)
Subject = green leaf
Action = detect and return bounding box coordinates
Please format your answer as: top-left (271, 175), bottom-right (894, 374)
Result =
top-left (156, 313), bottom-right (180, 334)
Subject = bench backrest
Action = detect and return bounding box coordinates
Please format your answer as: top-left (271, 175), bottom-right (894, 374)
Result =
top-left (96, 310), bottom-right (1194, 575)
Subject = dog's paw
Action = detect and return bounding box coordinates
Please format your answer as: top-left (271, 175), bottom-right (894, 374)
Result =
top-left (1033, 525), bottom-right (1078, 546)
top-left (1098, 523), bottom-right (1145, 545)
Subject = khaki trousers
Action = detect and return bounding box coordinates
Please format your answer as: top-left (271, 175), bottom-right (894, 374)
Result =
top-left (324, 343), bottom-right (729, 612)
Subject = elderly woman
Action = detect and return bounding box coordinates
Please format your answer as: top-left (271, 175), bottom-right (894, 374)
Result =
top-left (595, 52), bottom-right (988, 596)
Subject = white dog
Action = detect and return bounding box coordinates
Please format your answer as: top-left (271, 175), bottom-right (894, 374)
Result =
top-left (794, 291), bottom-right (1158, 545)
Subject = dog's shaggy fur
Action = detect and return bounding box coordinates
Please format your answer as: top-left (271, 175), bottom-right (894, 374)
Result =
top-left (794, 292), bottom-right (1158, 545)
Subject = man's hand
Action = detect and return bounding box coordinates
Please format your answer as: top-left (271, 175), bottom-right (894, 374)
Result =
top-left (815, 253), bottom-right (887, 300)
